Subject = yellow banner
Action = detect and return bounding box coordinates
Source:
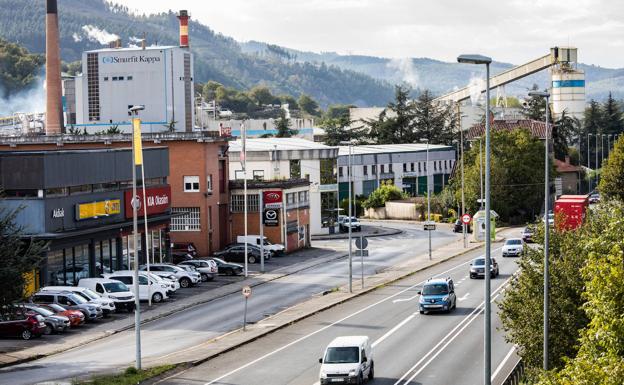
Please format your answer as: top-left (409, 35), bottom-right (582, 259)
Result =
top-left (133, 118), bottom-right (143, 165)
top-left (77, 199), bottom-right (121, 220)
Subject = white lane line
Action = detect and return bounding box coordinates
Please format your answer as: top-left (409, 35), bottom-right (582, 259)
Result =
top-left (457, 293), bottom-right (470, 302)
top-left (491, 345), bottom-right (517, 381)
top-left (392, 294), bottom-right (419, 303)
top-left (204, 247), bottom-right (502, 385)
top-left (393, 276), bottom-right (512, 385)
top-left (372, 313), bottom-right (416, 348)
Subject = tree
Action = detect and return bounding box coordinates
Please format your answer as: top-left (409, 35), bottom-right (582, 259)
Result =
top-left (598, 135), bottom-right (624, 201)
top-left (298, 94), bottom-right (320, 116)
top-left (412, 89), bottom-right (456, 145)
top-left (362, 181), bottom-right (408, 209)
top-left (275, 109), bottom-right (295, 138)
top-left (201, 81), bottom-right (223, 101)
top-left (249, 86), bottom-right (277, 106)
top-left (0, 37), bottom-right (44, 97)
top-left (522, 84), bottom-right (547, 121)
top-left (602, 92), bottom-right (624, 136)
top-left (279, 94), bottom-right (298, 109)
top-left (0, 206), bottom-right (47, 314)
top-left (581, 99), bottom-right (604, 169)
top-left (552, 111), bottom-right (580, 160)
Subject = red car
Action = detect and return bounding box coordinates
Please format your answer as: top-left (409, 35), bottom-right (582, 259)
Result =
top-left (0, 310), bottom-right (46, 340)
top-left (37, 303), bottom-right (85, 327)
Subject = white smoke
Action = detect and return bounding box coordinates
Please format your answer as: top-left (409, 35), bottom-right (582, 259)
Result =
top-left (387, 58), bottom-right (420, 88)
top-left (81, 25), bottom-right (119, 45)
top-left (468, 76), bottom-right (485, 106)
top-left (72, 32), bottom-right (83, 42)
top-left (129, 36), bottom-right (143, 43)
top-left (0, 75), bottom-right (46, 116)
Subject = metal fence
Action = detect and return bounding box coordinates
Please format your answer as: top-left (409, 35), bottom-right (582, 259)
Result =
top-left (501, 359), bottom-right (525, 385)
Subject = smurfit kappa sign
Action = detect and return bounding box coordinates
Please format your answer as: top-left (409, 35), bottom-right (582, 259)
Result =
top-left (101, 55), bottom-right (161, 64)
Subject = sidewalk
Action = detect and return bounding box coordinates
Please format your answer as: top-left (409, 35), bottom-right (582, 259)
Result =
top-left (0, 247), bottom-right (349, 368)
top-left (145, 227), bottom-right (521, 371)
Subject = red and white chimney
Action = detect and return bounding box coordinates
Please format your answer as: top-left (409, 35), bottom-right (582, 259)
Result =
top-left (177, 10), bottom-right (190, 48)
top-left (46, 0), bottom-right (63, 134)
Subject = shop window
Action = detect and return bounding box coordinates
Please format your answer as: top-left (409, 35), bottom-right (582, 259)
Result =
top-left (45, 187), bottom-right (69, 197)
top-left (184, 176), bottom-right (200, 192)
top-left (170, 207), bottom-right (201, 231)
top-left (69, 184), bottom-right (92, 195)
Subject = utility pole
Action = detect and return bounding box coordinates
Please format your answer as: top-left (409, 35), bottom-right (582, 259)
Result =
top-left (242, 122), bottom-right (248, 277)
top-left (587, 133), bottom-right (591, 191)
top-left (479, 138), bottom-right (484, 210)
top-left (259, 191), bottom-right (264, 273)
top-left (459, 106), bottom-right (467, 248)
top-left (426, 140), bottom-right (431, 260)
top-left (348, 143), bottom-right (353, 293)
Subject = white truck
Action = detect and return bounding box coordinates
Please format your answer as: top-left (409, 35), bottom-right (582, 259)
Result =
top-left (237, 235), bottom-right (285, 256)
top-left (319, 336), bottom-right (374, 384)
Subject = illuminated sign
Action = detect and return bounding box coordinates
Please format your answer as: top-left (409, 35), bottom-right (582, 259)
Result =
top-left (101, 55), bottom-right (161, 64)
top-left (124, 186), bottom-right (171, 218)
top-left (263, 190), bottom-right (283, 209)
top-left (76, 199), bottom-right (121, 220)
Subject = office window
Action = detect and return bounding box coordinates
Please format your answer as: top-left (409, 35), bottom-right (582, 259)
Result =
top-left (290, 160), bottom-right (301, 179)
top-left (287, 192), bottom-right (296, 206)
top-left (418, 162), bottom-right (422, 172)
top-left (127, 76), bottom-right (133, 81)
top-left (207, 175), bottom-right (213, 193)
top-left (381, 164), bottom-right (385, 174)
top-left (434, 161), bottom-right (437, 171)
top-left (363, 165), bottom-right (368, 175)
top-left (103, 77), bottom-right (109, 81)
top-left (403, 163), bottom-right (407, 172)
top-left (424, 162), bottom-right (427, 172)
top-left (230, 194), bottom-right (259, 212)
top-left (112, 77), bottom-right (119, 81)
top-left (252, 170), bottom-right (264, 180)
top-left (184, 176), bottom-right (200, 192)
top-left (118, 76), bottom-right (124, 81)
top-left (69, 184), bottom-right (91, 195)
top-left (372, 165), bottom-right (377, 175)
top-left (170, 207), bottom-right (201, 231)
top-left (339, 167), bottom-right (343, 177)
top-left (439, 161), bottom-right (442, 171)
top-left (298, 191), bottom-right (309, 206)
top-left (411, 163), bottom-right (415, 172)
top-left (235, 170), bottom-right (245, 180)
top-left (389, 164), bottom-right (393, 173)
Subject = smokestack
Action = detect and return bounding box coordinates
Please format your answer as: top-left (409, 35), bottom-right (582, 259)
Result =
top-left (177, 10), bottom-right (190, 48)
top-left (45, 0), bottom-right (63, 134)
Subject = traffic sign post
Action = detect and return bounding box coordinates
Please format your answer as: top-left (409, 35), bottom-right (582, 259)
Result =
top-left (242, 286), bottom-right (251, 331)
top-left (355, 236), bottom-right (368, 289)
top-left (462, 213), bottom-right (472, 225)
top-left (423, 221), bottom-right (436, 231)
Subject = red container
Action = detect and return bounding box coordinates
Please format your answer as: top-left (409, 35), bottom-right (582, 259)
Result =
top-left (554, 195), bottom-right (589, 231)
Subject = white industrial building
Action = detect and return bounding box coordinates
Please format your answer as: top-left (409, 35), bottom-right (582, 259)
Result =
top-left (228, 138), bottom-right (339, 235)
top-left (74, 45), bottom-right (194, 133)
top-left (337, 144), bottom-right (456, 199)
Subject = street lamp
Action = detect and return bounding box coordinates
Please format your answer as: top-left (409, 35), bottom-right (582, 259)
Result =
top-left (458, 53), bottom-right (492, 385)
top-left (419, 138), bottom-right (432, 260)
top-left (340, 141), bottom-right (354, 293)
top-left (587, 133), bottom-right (592, 191)
top-left (528, 89), bottom-right (551, 371)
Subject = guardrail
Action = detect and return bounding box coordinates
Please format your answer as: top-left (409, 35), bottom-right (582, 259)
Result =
top-left (501, 359), bottom-right (525, 385)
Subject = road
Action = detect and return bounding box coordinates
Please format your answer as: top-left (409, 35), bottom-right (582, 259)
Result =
top-left (0, 222), bottom-right (462, 384)
top-left (157, 237), bottom-right (520, 385)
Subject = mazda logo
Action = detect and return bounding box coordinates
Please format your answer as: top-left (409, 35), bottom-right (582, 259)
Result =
top-left (265, 210), bottom-right (277, 220)
top-left (266, 193), bottom-right (280, 200)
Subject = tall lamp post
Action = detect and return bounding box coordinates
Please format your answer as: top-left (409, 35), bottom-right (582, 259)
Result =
top-left (587, 133), bottom-right (592, 191)
top-left (458, 53), bottom-right (492, 385)
top-left (419, 138), bottom-right (432, 260)
top-left (528, 89), bottom-right (551, 371)
top-left (129, 105), bottom-right (145, 370)
top-left (340, 141), bottom-right (354, 293)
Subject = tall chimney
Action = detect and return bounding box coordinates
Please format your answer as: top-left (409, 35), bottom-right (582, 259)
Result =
top-left (45, 0), bottom-right (63, 134)
top-left (177, 10), bottom-right (190, 48)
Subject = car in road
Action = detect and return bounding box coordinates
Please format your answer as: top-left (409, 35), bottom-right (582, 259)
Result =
top-left (521, 226), bottom-right (534, 243)
top-left (418, 277), bottom-right (457, 314)
top-left (502, 238), bottom-right (524, 257)
top-left (35, 303), bottom-right (85, 327)
top-left (41, 286), bottom-right (116, 315)
top-left (78, 278), bottom-right (136, 312)
top-left (453, 219), bottom-right (471, 233)
top-left (237, 235), bottom-right (285, 256)
top-left (543, 212), bottom-right (554, 226)
top-left (214, 243), bottom-right (271, 264)
top-left (178, 259), bottom-right (218, 282)
top-left (19, 303), bottom-right (70, 335)
top-left (31, 290), bottom-right (103, 321)
top-left (338, 216), bottom-right (361, 233)
top-left (211, 257), bottom-right (244, 276)
top-left (589, 192), bottom-right (600, 204)
top-left (0, 308), bottom-right (46, 340)
top-left (469, 257), bottom-right (499, 279)
top-left (319, 336), bottom-right (374, 385)
top-left (103, 271), bottom-right (170, 303)
top-left (140, 263), bottom-right (200, 288)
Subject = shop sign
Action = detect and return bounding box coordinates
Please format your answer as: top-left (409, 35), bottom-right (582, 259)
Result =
top-left (319, 184), bottom-right (338, 192)
top-left (124, 186), bottom-right (171, 218)
top-left (263, 209), bottom-right (279, 226)
top-left (76, 199), bottom-right (121, 220)
top-left (263, 190), bottom-right (283, 209)
top-left (52, 208), bottom-right (65, 218)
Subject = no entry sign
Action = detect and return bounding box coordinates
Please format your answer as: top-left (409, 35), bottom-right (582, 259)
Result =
top-left (462, 213), bottom-right (472, 224)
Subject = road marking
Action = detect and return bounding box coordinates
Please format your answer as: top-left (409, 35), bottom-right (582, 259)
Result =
top-left (203, 246), bottom-right (503, 385)
top-left (457, 293), bottom-right (470, 301)
top-left (392, 294), bottom-right (419, 303)
top-left (491, 345), bottom-right (517, 381)
top-left (372, 313), bottom-right (416, 348)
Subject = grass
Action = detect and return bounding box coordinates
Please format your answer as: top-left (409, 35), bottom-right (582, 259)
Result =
top-left (72, 364), bottom-right (177, 385)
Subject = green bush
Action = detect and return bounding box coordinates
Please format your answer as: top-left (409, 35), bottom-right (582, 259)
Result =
top-left (362, 181), bottom-right (408, 209)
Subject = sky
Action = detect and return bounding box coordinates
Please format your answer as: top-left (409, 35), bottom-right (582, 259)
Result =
top-left (113, 0), bottom-right (623, 68)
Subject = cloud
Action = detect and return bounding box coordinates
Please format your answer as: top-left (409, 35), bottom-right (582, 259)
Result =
top-left (81, 25), bottom-right (119, 45)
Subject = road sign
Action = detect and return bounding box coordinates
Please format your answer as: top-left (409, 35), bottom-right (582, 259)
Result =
top-left (462, 213), bottom-right (472, 224)
top-left (355, 237), bottom-right (368, 250)
top-left (355, 250), bottom-right (369, 257)
top-left (263, 209), bottom-right (279, 226)
top-left (242, 286), bottom-right (252, 298)
top-left (423, 221), bottom-right (436, 231)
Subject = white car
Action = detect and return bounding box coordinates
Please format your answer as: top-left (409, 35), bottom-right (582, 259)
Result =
top-left (502, 238), bottom-right (524, 257)
top-left (338, 216), bottom-right (361, 232)
top-left (78, 278), bottom-right (136, 312)
top-left (103, 271), bottom-right (169, 303)
top-left (237, 235), bottom-right (285, 256)
top-left (543, 212), bottom-right (554, 226)
top-left (140, 264), bottom-right (200, 288)
top-left (319, 336), bottom-right (374, 384)
top-left (41, 286), bottom-right (116, 315)
top-left (178, 259), bottom-right (218, 282)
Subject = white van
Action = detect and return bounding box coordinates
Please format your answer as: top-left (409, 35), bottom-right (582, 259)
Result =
top-left (319, 336), bottom-right (374, 384)
top-left (102, 271), bottom-right (169, 303)
top-left (41, 286), bottom-right (116, 315)
top-left (78, 278), bottom-right (136, 312)
top-left (237, 235), bottom-right (285, 256)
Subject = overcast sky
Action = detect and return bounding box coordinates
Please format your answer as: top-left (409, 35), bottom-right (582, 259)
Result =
top-left (114, 0), bottom-right (623, 68)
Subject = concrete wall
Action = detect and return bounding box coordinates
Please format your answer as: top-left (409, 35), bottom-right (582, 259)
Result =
top-left (385, 200), bottom-right (421, 220)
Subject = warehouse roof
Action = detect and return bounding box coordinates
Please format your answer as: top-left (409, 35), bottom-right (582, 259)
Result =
top-left (338, 143), bottom-right (453, 156)
top-left (229, 138), bottom-right (336, 152)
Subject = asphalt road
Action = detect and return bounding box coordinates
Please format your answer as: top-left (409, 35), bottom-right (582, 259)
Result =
top-left (0, 222), bottom-right (461, 384)
top-left (158, 237), bottom-right (520, 385)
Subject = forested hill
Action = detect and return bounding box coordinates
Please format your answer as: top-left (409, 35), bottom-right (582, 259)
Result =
top-left (0, 0), bottom-right (394, 107)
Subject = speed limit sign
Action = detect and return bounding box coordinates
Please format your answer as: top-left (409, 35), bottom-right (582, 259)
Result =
top-left (242, 286), bottom-right (252, 298)
top-left (461, 213), bottom-right (472, 224)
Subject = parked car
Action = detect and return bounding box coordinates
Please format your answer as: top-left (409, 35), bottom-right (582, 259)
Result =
top-left (78, 278), bottom-right (136, 312)
top-left (31, 291), bottom-right (103, 321)
top-left (588, 193), bottom-right (600, 204)
top-left (521, 226), bottom-right (534, 243)
top-left (502, 238), bottom-right (524, 257)
top-left (237, 235), bottom-right (285, 256)
top-left (102, 271), bottom-right (169, 303)
top-left (418, 277), bottom-right (457, 314)
top-left (0, 308), bottom-right (46, 340)
top-left (453, 219), bottom-right (471, 233)
top-left (178, 259), bottom-right (218, 282)
top-left (140, 264), bottom-right (200, 288)
top-left (20, 304), bottom-right (70, 335)
top-left (214, 244), bottom-right (271, 264)
top-left (469, 257), bottom-right (499, 279)
top-left (338, 216), bottom-right (361, 232)
top-left (170, 251), bottom-right (194, 264)
top-left (171, 242), bottom-right (197, 257)
top-left (36, 303), bottom-right (85, 327)
top-left (41, 286), bottom-right (116, 315)
top-left (211, 257), bottom-right (244, 276)
top-left (542, 212), bottom-right (555, 227)
top-left (318, 336), bottom-right (374, 384)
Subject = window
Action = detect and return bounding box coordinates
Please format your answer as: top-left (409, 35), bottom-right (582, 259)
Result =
top-left (103, 77), bottom-right (109, 81)
top-left (339, 167), bottom-right (343, 177)
top-left (439, 161), bottom-right (442, 171)
top-left (235, 170), bottom-right (245, 180)
top-left (252, 170), bottom-right (264, 180)
top-left (170, 207), bottom-right (201, 231)
top-left (424, 162), bottom-right (427, 172)
top-left (46, 187), bottom-right (69, 197)
top-left (290, 160), bottom-right (301, 179)
top-left (389, 164), bottom-right (393, 173)
top-left (298, 191), bottom-right (309, 206)
top-left (286, 192), bottom-right (297, 207)
top-left (403, 163), bottom-right (407, 172)
top-left (434, 162), bottom-right (437, 171)
top-left (127, 76), bottom-right (133, 81)
top-left (372, 165), bottom-right (377, 175)
top-left (444, 160), bottom-right (447, 170)
top-left (207, 175), bottom-right (213, 193)
top-left (138, 276), bottom-right (148, 285)
top-left (112, 77), bottom-right (119, 81)
top-left (69, 184), bottom-right (91, 195)
top-left (230, 195), bottom-right (259, 212)
top-left (411, 163), bottom-right (415, 172)
top-left (363, 165), bottom-right (368, 175)
top-left (320, 158), bottom-right (337, 185)
top-left (184, 176), bottom-right (200, 192)
top-left (418, 162), bottom-right (422, 172)
top-left (381, 164), bottom-right (385, 174)
top-left (118, 76), bottom-right (124, 81)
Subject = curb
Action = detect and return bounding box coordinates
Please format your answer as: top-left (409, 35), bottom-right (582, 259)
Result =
top-left (311, 226), bottom-right (403, 241)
